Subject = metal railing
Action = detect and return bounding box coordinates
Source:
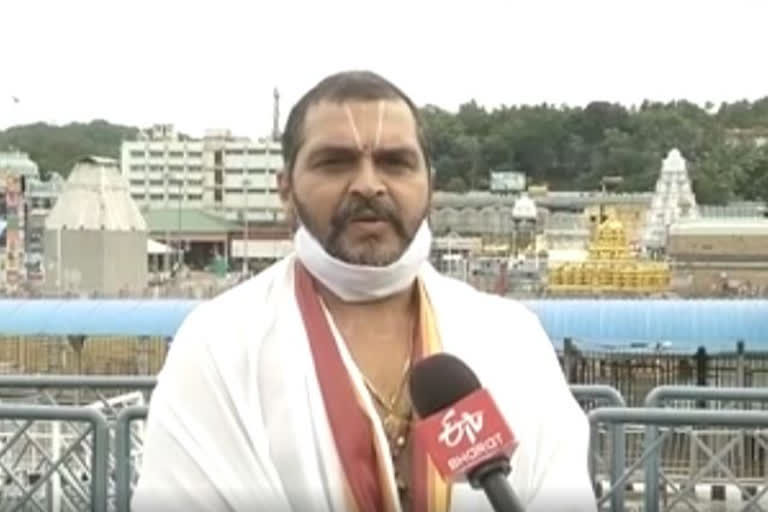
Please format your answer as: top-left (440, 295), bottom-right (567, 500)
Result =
top-left (0, 379), bottom-right (623, 512)
top-left (643, 386), bottom-right (768, 512)
top-left (591, 407), bottom-right (768, 512)
top-left (1, 378), bottom-right (768, 512)
top-left (114, 407), bottom-right (148, 512)
top-left (570, 384), bottom-right (626, 512)
top-left (0, 405), bottom-right (110, 512)
top-left (0, 376), bottom-right (156, 512)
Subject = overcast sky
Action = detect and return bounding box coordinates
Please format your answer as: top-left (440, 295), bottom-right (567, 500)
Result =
top-left (2, 0), bottom-right (768, 139)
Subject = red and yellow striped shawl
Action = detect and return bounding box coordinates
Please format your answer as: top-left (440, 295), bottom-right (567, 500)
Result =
top-left (294, 262), bottom-right (451, 512)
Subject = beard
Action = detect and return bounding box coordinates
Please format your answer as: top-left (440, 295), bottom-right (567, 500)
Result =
top-left (293, 193), bottom-right (428, 266)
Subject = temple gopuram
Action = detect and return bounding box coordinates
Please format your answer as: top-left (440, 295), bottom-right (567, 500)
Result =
top-left (547, 216), bottom-right (670, 296)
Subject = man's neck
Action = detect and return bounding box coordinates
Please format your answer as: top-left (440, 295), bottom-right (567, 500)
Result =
top-left (316, 278), bottom-right (420, 409)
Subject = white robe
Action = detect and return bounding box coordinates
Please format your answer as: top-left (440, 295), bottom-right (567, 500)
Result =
top-left (131, 256), bottom-right (597, 512)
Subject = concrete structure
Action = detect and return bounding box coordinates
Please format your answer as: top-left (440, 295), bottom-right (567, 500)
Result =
top-left (642, 149), bottom-right (699, 251)
top-left (726, 128), bottom-right (768, 148)
top-left (430, 191), bottom-right (540, 237)
top-left (0, 151), bottom-right (39, 291)
top-left (543, 212), bottom-right (590, 254)
top-left (230, 222), bottom-right (293, 273)
top-left (143, 208), bottom-right (237, 270)
top-left (431, 190), bottom-right (651, 237)
top-left (120, 124), bottom-right (283, 222)
top-left (43, 156), bottom-right (148, 296)
top-left (667, 218), bottom-right (768, 296)
top-left (699, 201), bottom-right (766, 218)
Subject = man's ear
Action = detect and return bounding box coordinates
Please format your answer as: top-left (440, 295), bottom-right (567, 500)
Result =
top-left (277, 168), bottom-right (292, 206)
top-left (277, 168), bottom-right (296, 229)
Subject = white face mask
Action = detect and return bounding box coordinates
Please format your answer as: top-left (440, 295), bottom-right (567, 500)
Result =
top-left (294, 219), bottom-right (433, 302)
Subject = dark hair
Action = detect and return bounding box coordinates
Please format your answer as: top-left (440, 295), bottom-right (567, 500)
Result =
top-left (281, 70), bottom-right (431, 174)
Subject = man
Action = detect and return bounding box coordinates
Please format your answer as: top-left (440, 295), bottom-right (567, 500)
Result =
top-left (132, 71), bottom-right (596, 512)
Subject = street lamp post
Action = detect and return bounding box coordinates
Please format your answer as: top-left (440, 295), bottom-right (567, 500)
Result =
top-left (164, 171), bottom-right (171, 275)
top-left (242, 178), bottom-right (250, 276)
top-left (176, 173), bottom-right (183, 270)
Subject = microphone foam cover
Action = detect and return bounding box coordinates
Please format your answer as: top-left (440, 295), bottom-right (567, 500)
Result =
top-left (409, 353), bottom-right (482, 418)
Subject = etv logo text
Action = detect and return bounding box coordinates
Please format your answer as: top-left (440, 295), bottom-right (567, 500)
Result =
top-left (437, 408), bottom-right (484, 447)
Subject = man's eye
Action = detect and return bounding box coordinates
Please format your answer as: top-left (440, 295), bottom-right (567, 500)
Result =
top-left (379, 155), bottom-right (412, 169)
top-left (317, 156), bottom-right (352, 167)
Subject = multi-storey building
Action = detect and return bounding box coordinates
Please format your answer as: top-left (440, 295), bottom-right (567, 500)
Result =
top-left (120, 124), bottom-right (284, 222)
top-left (0, 151), bottom-right (39, 290)
top-left (24, 173), bottom-right (65, 278)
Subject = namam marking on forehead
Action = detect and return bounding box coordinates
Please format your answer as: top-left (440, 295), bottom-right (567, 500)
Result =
top-left (342, 100), bottom-right (389, 154)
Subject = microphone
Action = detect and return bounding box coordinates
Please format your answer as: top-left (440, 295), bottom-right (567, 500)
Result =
top-left (409, 353), bottom-right (525, 512)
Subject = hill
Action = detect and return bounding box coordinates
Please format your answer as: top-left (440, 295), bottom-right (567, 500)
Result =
top-left (3, 97), bottom-right (768, 204)
top-left (0, 120), bottom-right (139, 178)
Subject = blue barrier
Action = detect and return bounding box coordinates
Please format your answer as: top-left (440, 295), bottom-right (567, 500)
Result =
top-left (0, 299), bottom-right (198, 337)
top-left (2, 298), bottom-right (768, 350)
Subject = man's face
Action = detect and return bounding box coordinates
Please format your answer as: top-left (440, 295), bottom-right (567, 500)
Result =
top-left (279, 98), bottom-right (430, 266)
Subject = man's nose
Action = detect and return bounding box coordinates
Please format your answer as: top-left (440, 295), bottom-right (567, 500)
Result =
top-left (348, 156), bottom-right (385, 197)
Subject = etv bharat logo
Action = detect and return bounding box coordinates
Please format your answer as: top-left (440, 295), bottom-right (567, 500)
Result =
top-left (437, 408), bottom-right (484, 447)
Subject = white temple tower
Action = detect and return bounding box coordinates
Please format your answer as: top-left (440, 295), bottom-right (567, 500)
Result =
top-left (641, 148), bottom-right (699, 250)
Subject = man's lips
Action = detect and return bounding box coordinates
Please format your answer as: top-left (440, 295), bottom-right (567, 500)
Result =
top-left (349, 215), bottom-right (388, 223)
top-left (346, 217), bottom-right (391, 232)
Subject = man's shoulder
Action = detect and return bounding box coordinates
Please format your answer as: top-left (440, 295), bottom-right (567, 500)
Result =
top-left (171, 258), bottom-right (292, 346)
top-left (210, 258), bottom-right (291, 310)
top-left (425, 267), bottom-right (542, 328)
top-left (425, 268), bottom-right (557, 378)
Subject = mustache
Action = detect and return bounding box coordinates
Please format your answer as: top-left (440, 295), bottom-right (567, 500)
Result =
top-left (329, 197), bottom-right (408, 240)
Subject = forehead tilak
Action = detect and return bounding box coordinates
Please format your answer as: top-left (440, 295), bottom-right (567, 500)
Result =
top-left (342, 100), bottom-right (387, 153)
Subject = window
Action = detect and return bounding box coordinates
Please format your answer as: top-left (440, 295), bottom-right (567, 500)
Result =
top-left (130, 150), bottom-right (145, 158)
top-left (214, 170), bottom-right (223, 185)
top-left (149, 151), bottom-right (164, 158)
top-left (188, 151), bottom-right (203, 158)
top-left (131, 193), bottom-right (145, 200)
top-left (129, 179), bottom-right (145, 186)
top-left (225, 168), bottom-right (243, 174)
top-left (248, 148), bottom-right (266, 155)
top-left (130, 165), bottom-right (145, 172)
top-left (214, 151), bottom-right (223, 165)
top-left (149, 180), bottom-right (163, 186)
top-left (187, 194), bottom-right (203, 201)
top-left (227, 149), bottom-right (244, 156)
top-left (169, 151), bottom-right (184, 158)
top-left (149, 194), bottom-right (163, 201)
top-left (214, 189), bottom-right (222, 202)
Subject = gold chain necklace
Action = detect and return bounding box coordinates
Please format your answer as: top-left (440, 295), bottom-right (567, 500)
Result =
top-left (361, 315), bottom-right (416, 459)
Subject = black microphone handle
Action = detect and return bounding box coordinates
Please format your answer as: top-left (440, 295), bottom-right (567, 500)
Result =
top-left (469, 458), bottom-right (526, 512)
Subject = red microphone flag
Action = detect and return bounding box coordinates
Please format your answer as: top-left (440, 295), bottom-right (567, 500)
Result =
top-left (412, 388), bottom-right (519, 482)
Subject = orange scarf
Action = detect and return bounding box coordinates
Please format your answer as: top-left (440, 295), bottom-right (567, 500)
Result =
top-left (294, 262), bottom-right (451, 512)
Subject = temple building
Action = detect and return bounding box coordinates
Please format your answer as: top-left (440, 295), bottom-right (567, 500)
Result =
top-left (547, 215), bottom-right (671, 296)
top-left (641, 148), bottom-right (699, 253)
